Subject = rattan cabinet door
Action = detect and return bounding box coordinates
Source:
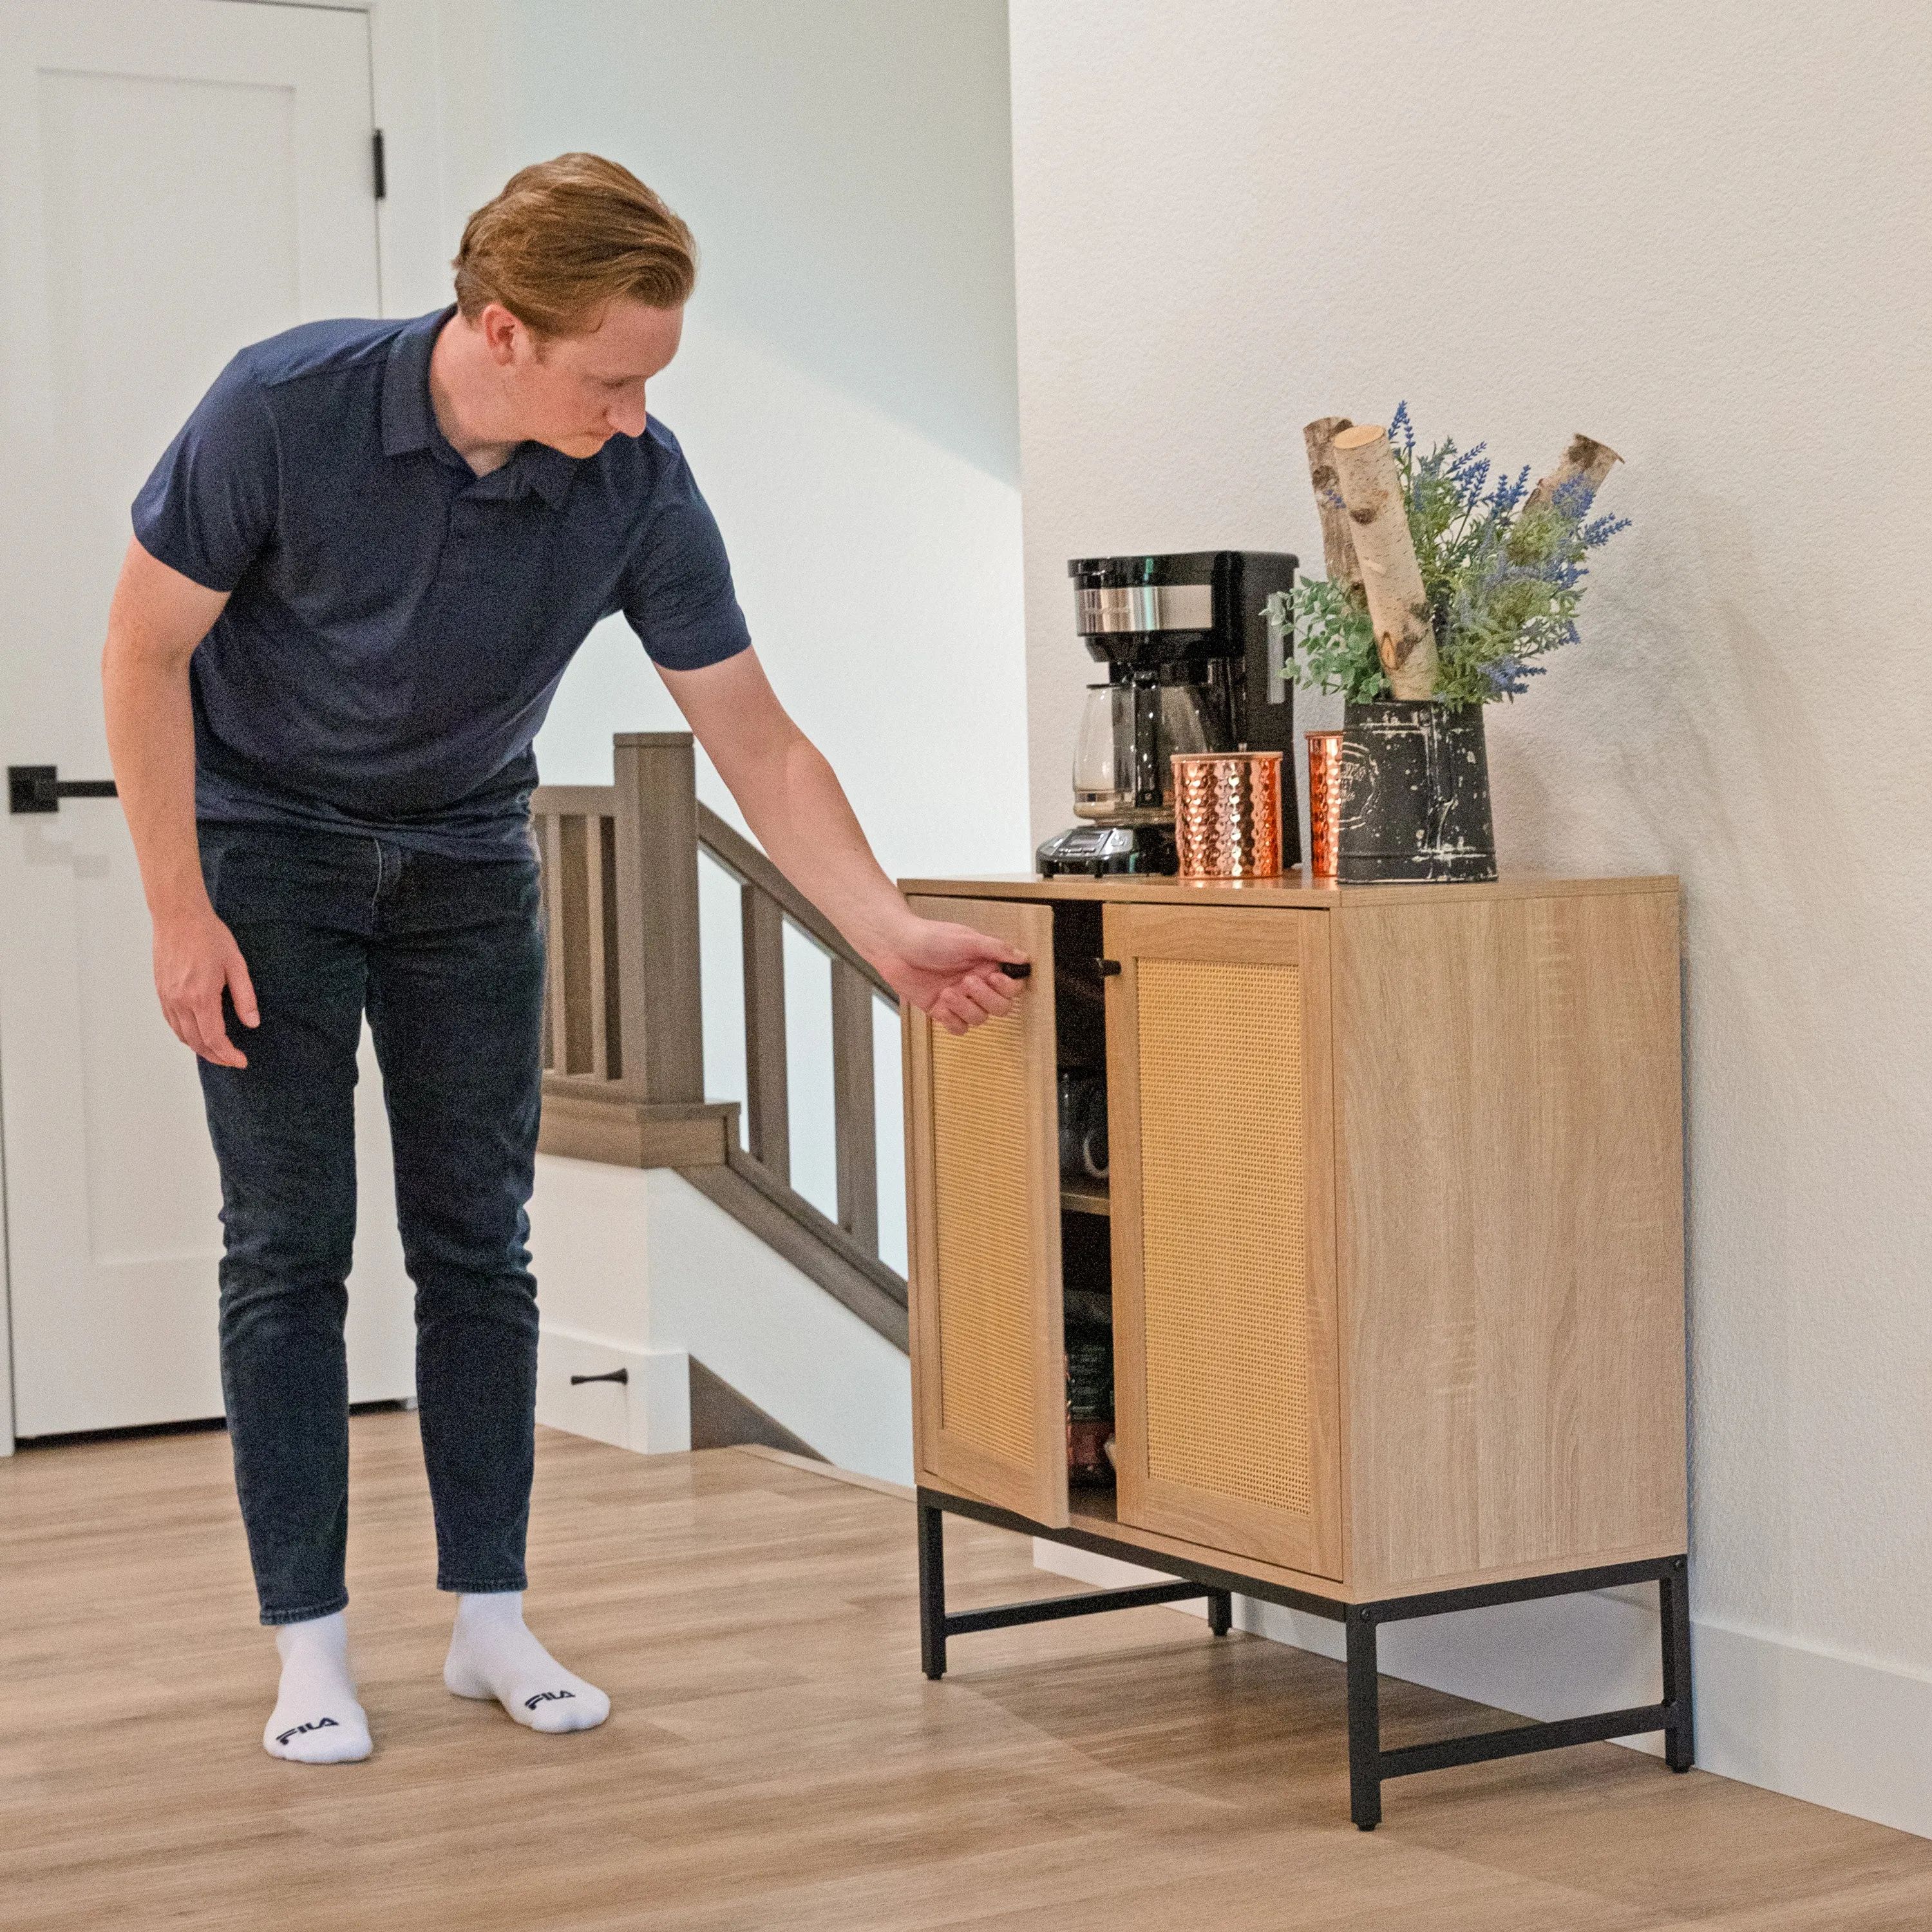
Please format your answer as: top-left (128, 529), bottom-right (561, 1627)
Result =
top-left (904, 896), bottom-right (1066, 1527)
top-left (1105, 904), bottom-right (1341, 1578)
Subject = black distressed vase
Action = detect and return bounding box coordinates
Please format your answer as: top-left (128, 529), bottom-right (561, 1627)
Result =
top-left (1336, 699), bottom-right (1497, 884)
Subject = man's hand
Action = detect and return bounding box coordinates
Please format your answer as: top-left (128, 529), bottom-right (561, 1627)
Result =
top-left (870, 915), bottom-right (1029, 1036)
top-left (153, 905), bottom-right (260, 1069)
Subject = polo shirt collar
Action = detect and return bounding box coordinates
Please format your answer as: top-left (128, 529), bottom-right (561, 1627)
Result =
top-left (381, 308), bottom-right (447, 458)
top-left (382, 306), bottom-right (579, 509)
top-left (515, 440), bottom-right (580, 510)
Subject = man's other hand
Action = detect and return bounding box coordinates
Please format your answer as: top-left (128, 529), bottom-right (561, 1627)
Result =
top-left (154, 906), bottom-right (260, 1068)
top-left (872, 918), bottom-right (1028, 1036)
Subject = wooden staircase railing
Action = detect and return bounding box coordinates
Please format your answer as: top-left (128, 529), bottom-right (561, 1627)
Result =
top-left (530, 732), bottom-right (908, 1349)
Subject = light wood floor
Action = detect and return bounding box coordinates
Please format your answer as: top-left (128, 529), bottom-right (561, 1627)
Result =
top-left (6, 1415), bottom-right (1932, 1931)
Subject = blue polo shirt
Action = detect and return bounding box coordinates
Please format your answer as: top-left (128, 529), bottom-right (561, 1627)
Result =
top-left (132, 306), bottom-right (751, 856)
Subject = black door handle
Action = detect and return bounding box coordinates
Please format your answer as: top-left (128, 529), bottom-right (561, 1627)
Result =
top-left (569, 1368), bottom-right (629, 1387)
top-left (10, 766), bottom-right (118, 815)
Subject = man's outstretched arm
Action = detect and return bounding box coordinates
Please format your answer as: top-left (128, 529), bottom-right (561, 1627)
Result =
top-left (101, 536), bottom-right (260, 1068)
top-left (659, 649), bottom-right (1026, 1035)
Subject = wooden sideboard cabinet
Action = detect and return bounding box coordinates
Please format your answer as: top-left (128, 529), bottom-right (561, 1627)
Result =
top-left (900, 871), bottom-right (1692, 1828)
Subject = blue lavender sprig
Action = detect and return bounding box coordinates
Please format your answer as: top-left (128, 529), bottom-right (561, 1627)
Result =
top-left (1287, 406), bottom-right (1629, 708)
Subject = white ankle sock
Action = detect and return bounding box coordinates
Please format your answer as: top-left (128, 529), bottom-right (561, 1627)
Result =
top-left (263, 1612), bottom-right (371, 1764)
top-left (444, 1591), bottom-right (610, 1733)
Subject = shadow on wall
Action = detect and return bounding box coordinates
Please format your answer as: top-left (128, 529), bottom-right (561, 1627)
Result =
top-left (1490, 472), bottom-right (1932, 1648)
top-left (688, 1357), bottom-right (824, 1461)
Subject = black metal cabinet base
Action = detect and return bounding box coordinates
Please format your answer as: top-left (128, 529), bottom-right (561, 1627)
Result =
top-left (917, 1487), bottom-right (1693, 1831)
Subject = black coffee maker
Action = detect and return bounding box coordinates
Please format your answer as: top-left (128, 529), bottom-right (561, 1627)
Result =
top-left (1036, 550), bottom-right (1299, 876)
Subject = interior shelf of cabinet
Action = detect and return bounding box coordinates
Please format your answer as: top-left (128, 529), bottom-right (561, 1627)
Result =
top-left (1066, 1484), bottom-right (1119, 1530)
top-left (1059, 1180), bottom-right (1110, 1216)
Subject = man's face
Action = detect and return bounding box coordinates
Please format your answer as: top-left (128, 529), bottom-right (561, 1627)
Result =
top-left (491, 298), bottom-right (685, 457)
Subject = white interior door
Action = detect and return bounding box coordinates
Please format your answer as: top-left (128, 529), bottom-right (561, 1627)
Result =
top-left (0, 0), bottom-right (417, 1440)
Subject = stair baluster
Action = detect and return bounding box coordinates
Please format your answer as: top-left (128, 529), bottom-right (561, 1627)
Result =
top-left (530, 733), bottom-right (908, 1349)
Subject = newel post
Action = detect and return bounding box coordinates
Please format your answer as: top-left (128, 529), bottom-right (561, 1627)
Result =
top-left (610, 731), bottom-right (705, 1103)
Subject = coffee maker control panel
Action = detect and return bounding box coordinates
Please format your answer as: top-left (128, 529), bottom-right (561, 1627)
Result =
top-left (1036, 823), bottom-right (1177, 877)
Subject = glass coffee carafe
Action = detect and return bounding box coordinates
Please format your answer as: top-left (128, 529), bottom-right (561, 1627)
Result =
top-left (1072, 679), bottom-right (1213, 825)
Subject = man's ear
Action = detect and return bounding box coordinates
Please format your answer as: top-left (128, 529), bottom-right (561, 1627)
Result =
top-left (478, 303), bottom-right (524, 366)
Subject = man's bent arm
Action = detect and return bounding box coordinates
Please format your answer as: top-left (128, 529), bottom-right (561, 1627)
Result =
top-left (660, 650), bottom-right (1025, 1034)
top-left (102, 536), bottom-right (260, 1067)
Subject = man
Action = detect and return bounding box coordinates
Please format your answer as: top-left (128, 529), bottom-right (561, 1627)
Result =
top-left (103, 154), bottom-right (1023, 1765)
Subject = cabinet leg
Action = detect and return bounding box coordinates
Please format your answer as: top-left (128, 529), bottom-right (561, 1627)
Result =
top-left (917, 1497), bottom-right (948, 1680)
top-left (1346, 1607), bottom-right (1383, 1830)
top-left (1207, 1589), bottom-right (1233, 1637)
top-left (1661, 1558), bottom-right (1694, 1772)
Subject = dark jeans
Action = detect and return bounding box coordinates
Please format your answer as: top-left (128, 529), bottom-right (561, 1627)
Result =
top-left (197, 822), bottom-right (545, 1625)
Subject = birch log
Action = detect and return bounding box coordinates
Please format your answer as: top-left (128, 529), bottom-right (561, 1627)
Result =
top-left (1331, 422), bottom-right (1437, 701)
top-left (1303, 416), bottom-right (1363, 595)
top-left (1524, 433), bottom-right (1622, 516)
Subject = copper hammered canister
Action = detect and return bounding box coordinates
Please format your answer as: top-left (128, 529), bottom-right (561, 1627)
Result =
top-left (1171, 751), bottom-right (1284, 878)
top-left (1306, 730), bottom-right (1345, 879)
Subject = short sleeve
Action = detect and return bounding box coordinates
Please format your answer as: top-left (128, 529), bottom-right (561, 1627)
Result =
top-left (132, 354), bottom-right (281, 592)
top-left (620, 435), bottom-right (752, 671)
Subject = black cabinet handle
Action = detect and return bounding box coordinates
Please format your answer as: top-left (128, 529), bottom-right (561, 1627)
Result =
top-left (9, 766), bottom-right (118, 815)
top-left (1097, 959), bottom-right (1122, 976)
top-left (997, 961), bottom-right (1032, 979)
top-left (569, 1368), bottom-right (629, 1387)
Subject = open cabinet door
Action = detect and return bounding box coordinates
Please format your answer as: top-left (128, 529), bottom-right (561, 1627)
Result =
top-left (1104, 904), bottom-right (1343, 1578)
top-left (903, 896), bottom-right (1065, 1527)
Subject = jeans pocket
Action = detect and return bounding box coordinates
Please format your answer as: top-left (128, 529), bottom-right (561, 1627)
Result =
top-left (199, 824), bottom-right (377, 930)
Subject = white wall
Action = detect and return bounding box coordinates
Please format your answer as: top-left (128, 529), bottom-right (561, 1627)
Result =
top-left (480, 1), bottom-right (1028, 1239)
top-left (1010, 0), bottom-right (1932, 1835)
top-left (495, 0), bottom-right (1030, 878)
top-left (525, 1154), bottom-right (913, 1486)
top-left (420, 5), bottom-right (1023, 1472)
top-left (643, 1169), bottom-right (913, 1485)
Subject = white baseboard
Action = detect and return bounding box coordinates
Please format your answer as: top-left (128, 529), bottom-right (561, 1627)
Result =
top-left (1034, 1541), bottom-right (1932, 1837)
top-left (535, 1325), bottom-right (690, 1455)
top-left (1690, 1618), bottom-right (1932, 1839)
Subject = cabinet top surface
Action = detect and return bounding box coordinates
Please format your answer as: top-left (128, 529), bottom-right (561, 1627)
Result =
top-left (899, 869), bottom-right (1680, 909)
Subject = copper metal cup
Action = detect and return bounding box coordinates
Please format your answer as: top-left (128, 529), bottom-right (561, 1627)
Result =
top-left (1306, 730), bottom-right (1345, 880)
top-left (1171, 751), bottom-right (1283, 878)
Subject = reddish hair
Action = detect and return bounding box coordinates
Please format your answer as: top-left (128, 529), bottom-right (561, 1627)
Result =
top-left (453, 153), bottom-right (696, 336)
